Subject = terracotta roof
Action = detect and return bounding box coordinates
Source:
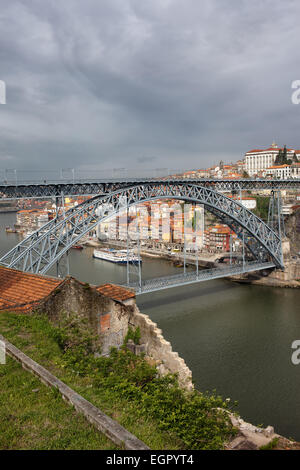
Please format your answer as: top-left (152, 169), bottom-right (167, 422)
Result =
top-left (267, 164), bottom-right (290, 169)
top-left (96, 283), bottom-right (136, 302)
top-left (246, 147), bottom-right (294, 154)
top-left (0, 266), bottom-right (62, 312)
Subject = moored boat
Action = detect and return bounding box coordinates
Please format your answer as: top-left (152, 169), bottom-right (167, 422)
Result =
top-left (5, 226), bottom-right (17, 233)
top-left (93, 248), bottom-right (142, 264)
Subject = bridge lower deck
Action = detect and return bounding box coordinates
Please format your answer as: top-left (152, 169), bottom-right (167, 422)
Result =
top-left (126, 261), bottom-right (276, 295)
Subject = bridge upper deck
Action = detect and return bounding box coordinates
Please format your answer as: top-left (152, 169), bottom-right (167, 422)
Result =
top-left (0, 178), bottom-right (299, 200)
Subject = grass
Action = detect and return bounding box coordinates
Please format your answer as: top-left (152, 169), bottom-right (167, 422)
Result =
top-left (0, 356), bottom-right (118, 450)
top-left (0, 311), bottom-right (237, 450)
top-left (260, 437), bottom-right (280, 450)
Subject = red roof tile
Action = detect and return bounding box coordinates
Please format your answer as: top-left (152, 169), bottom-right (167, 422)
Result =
top-left (0, 266), bottom-right (62, 312)
top-left (96, 283), bottom-right (136, 302)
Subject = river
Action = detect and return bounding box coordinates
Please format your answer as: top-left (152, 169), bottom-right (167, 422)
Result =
top-left (1, 212), bottom-right (300, 441)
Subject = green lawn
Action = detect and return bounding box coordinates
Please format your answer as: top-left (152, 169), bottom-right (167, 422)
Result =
top-left (0, 356), bottom-right (118, 450)
top-left (0, 311), bottom-right (236, 450)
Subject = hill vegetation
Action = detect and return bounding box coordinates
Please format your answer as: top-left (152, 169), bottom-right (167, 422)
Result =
top-left (0, 311), bottom-right (237, 450)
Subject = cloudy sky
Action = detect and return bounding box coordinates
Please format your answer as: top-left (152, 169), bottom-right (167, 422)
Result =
top-left (0, 0), bottom-right (300, 176)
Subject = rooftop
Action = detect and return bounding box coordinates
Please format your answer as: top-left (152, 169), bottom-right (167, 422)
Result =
top-left (0, 266), bottom-right (62, 312)
top-left (0, 267), bottom-right (135, 312)
top-left (96, 283), bottom-right (136, 302)
top-left (246, 146), bottom-right (297, 154)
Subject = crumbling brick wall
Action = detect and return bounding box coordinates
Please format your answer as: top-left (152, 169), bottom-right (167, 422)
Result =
top-left (36, 276), bottom-right (193, 389)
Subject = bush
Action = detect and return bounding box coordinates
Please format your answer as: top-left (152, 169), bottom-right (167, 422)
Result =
top-left (123, 326), bottom-right (141, 346)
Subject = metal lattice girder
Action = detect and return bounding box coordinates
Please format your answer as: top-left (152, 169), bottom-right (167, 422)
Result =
top-left (0, 178), bottom-right (300, 200)
top-left (208, 205), bottom-right (269, 262)
top-left (129, 261), bottom-right (275, 295)
top-left (0, 183), bottom-right (284, 274)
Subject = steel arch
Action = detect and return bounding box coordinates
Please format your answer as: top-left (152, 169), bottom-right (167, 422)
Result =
top-left (0, 183), bottom-right (283, 274)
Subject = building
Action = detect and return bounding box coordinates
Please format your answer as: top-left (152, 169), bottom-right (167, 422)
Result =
top-left (265, 164), bottom-right (292, 179)
top-left (204, 224), bottom-right (233, 252)
top-left (244, 142), bottom-right (298, 176)
top-left (291, 163), bottom-right (300, 179)
top-left (227, 195), bottom-right (257, 210)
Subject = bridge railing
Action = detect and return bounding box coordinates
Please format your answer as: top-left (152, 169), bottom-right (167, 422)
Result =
top-left (127, 261), bottom-right (276, 294)
top-left (0, 168), bottom-right (189, 184)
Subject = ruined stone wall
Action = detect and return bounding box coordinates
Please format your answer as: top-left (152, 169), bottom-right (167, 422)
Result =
top-left (99, 301), bottom-right (132, 355)
top-left (127, 304), bottom-right (193, 390)
top-left (36, 277), bottom-right (111, 332)
top-left (37, 277), bottom-right (193, 389)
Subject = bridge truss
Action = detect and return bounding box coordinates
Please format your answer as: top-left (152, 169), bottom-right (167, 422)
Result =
top-left (0, 182), bottom-right (284, 275)
top-left (0, 178), bottom-right (299, 200)
top-left (130, 261), bottom-right (275, 295)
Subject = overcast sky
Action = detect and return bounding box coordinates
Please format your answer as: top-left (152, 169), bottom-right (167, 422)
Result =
top-left (0, 0), bottom-right (300, 175)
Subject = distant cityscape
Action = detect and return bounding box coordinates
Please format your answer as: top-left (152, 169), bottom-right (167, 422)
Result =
top-left (3, 143), bottom-right (300, 263)
top-left (170, 142), bottom-right (300, 180)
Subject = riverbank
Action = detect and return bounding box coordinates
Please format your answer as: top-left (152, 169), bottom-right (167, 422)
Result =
top-left (228, 259), bottom-right (300, 289)
top-left (85, 237), bottom-right (300, 288)
top-left (2, 311), bottom-right (299, 450)
top-left (0, 311), bottom-right (236, 450)
top-left (84, 238), bottom-right (218, 268)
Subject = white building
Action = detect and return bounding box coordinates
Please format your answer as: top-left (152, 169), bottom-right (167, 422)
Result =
top-left (291, 163), bottom-right (300, 179)
top-left (228, 195), bottom-right (257, 209)
top-left (245, 142), bottom-right (297, 176)
top-left (265, 164), bottom-right (292, 179)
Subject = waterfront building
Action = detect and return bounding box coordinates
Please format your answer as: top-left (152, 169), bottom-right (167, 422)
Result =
top-left (204, 224), bottom-right (231, 252)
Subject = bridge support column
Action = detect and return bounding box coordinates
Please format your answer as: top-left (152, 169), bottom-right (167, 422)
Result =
top-left (268, 190), bottom-right (285, 237)
top-left (268, 190), bottom-right (284, 266)
top-left (126, 203), bottom-right (142, 291)
top-left (56, 251), bottom-right (70, 278)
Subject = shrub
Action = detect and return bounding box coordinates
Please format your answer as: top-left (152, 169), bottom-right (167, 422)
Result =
top-left (123, 326), bottom-right (141, 346)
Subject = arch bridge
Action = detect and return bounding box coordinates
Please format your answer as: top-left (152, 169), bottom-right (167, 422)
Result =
top-left (0, 182), bottom-right (283, 289)
top-left (0, 177), bottom-right (300, 200)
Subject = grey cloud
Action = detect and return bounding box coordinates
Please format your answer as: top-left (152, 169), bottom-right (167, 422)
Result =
top-left (0, 0), bottom-right (300, 174)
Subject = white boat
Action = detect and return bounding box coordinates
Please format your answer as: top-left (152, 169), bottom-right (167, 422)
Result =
top-left (93, 248), bottom-right (142, 264)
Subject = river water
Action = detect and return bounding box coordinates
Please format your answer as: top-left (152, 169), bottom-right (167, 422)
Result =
top-left (1, 212), bottom-right (300, 441)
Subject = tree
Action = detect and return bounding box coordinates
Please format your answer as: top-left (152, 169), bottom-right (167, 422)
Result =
top-left (275, 146), bottom-right (288, 165)
top-left (275, 149), bottom-right (282, 165)
top-left (282, 145), bottom-right (288, 163)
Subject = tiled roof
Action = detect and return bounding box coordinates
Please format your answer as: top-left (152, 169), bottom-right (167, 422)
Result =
top-left (0, 266), bottom-right (62, 312)
top-left (0, 268), bottom-right (136, 312)
top-left (267, 165), bottom-right (290, 169)
top-left (246, 147), bottom-right (295, 154)
top-left (96, 283), bottom-right (136, 302)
